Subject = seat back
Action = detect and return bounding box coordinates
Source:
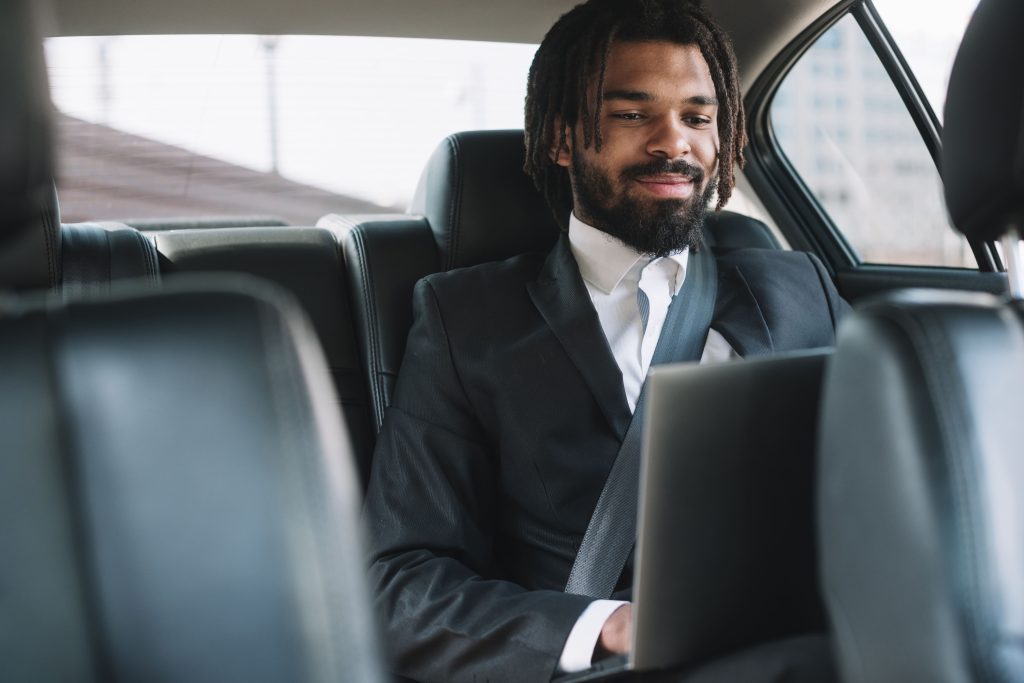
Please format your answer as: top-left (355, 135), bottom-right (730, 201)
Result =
top-left (330, 129), bottom-right (783, 432)
top-left (155, 226), bottom-right (376, 485)
top-left (1, 281), bottom-right (385, 683)
top-left (817, 1), bottom-right (1024, 680)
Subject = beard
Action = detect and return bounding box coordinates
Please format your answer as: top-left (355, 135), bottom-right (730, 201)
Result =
top-left (571, 154), bottom-right (717, 258)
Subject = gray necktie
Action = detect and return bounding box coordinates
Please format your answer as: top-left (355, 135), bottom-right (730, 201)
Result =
top-left (637, 285), bottom-right (650, 334)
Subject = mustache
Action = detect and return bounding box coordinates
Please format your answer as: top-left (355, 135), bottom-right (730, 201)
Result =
top-left (621, 159), bottom-right (705, 185)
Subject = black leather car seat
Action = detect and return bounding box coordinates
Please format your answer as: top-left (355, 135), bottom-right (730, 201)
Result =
top-left (0, 177), bottom-right (161, 294)
top-left (12, 186), bottom-right (376, 487)
top-left (817, 0), bottom-right (1024, 680)
top-left (325, 129), bottom-right (783, 433)
top-left (153, 225), bottom-right (377, 485)
top-left (0, 3), bottom-right (384, 680)
top-left (1, 280), bottom-right (386, 683)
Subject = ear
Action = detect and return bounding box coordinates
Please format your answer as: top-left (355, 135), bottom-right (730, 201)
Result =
top-left (549, 120), bottom-right (573, 168)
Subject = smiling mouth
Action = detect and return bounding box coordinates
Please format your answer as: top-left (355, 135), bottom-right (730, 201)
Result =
top-left (632, 175), bottom-right (696, 199)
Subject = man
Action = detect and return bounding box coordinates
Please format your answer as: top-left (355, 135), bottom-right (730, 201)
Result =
top-left (365, 1), bottom-right (845, 681)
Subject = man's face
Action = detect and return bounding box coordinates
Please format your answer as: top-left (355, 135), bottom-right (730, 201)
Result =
top-left (555, 41), bottom-right (721, 256)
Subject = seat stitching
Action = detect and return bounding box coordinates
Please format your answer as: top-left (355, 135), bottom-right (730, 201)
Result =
top-left (446, 135), bottom-right (462, 271)
top-left (354, 228), bottom-right (385, 429)
top-left (917, 308), bottom-right (996, 680)
top-left (41, 205), bottom-right (58, 288)
top-left (135, 230), bottom-right (158, 281)
top-left (102, 229), bottom-right (112, 288)
top-left (878, 305), bottom-right (993, 678)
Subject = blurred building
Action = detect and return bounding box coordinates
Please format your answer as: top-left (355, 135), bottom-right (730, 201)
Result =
top-left (770, 17), bottom-right (971, 267)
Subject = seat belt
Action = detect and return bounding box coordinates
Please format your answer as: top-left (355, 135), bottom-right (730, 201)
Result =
top-left (564, 244), bottom-right (718, 598)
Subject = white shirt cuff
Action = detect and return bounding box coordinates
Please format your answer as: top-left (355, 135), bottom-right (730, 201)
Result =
top-left (557, 599), bottom-right (629, 673)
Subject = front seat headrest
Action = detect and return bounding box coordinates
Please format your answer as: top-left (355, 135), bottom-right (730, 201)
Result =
top-left (409, 129), bottom-right (562, 271)
top-left (0, 0), bottom-right (61, 291)
top-left (942, 0), bottom-right (1024, 242)
top-left (0, 0), bottom-right (53, 237)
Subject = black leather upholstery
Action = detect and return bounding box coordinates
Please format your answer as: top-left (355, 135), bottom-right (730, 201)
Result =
top-left (154, 226), bottom-right (376, 484)
top-left (0, 279), bottom-right (385, 683)
top-left (1, 178), bottom-right (163, 294)
top-left (0, 1), bottom-right (51, 233)
top-left (706, 210), bottom-right (781, 250)
top-left (0, 0), bottom-right (59, 291)
top-left (320, 214), bottom-right (439, 432)
top-left (819, 291), bottom-right (1024, 683)
top-left (333, 129), bottom-right (785, 432)
top-left (942, 0), bottom-right (1024, 242)
top-left (818, 1), bottom-right (1024, 680)
top-left (125, 215), bottom-right (290, 231)
top-left (0, 6), bottom-right (158, 295)
top-left (62, 221), bottom-right (161, 297)
top-left (409, 129), bottom-right (561, 270)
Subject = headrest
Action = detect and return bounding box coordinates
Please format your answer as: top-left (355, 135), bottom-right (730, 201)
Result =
top-left (409, 130), bottom-right (561, 271)
top-left (410, 130), bottom-right (783, 272)
top-left (942, 0), bottom-right (1024, 242)
top-left (0, 1), bottom-right (61, 291)
top-left (0, 0), bottom-right (54, 239)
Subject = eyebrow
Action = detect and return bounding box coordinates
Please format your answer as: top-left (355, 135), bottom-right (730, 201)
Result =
top-left (602, 90), bottom-right (719, 106)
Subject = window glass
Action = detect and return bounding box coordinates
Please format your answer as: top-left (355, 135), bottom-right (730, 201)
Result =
top-left (871, 0), bottom-right (979, 122)
top-left (45, 36), bottom-right (536, 224)
top-left (771, 15), bottom-right (974, 267)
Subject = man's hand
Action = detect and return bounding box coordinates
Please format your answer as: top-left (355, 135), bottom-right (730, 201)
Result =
top-left (594, 603), bottom-right (633, 660)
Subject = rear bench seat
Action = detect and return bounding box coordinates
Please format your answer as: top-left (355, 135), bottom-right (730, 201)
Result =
top-left (2, 181), bottom-right (377, 487)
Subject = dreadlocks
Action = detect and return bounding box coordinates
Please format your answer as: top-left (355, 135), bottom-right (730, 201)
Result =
top-left (524, 0), bottom-right (747, 228)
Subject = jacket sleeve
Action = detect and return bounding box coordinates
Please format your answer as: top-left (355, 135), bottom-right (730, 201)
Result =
top-left (363, 277), bottom-right (593, 683)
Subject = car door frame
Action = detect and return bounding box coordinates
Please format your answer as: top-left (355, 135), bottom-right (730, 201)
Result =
top-left (739, 0), bottom-right (1007, 303)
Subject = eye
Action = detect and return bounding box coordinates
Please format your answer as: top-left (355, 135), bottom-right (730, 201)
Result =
top-left (610, 112), bottom-right (645, 121)
top-left (684, 116), bottom-right (713, 128)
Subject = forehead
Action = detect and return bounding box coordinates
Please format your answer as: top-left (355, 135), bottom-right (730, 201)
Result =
top-left (599, 40), bottom-right (716, 98)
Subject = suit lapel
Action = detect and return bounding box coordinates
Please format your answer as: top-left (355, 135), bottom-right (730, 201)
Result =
top-left (527, 236), bottom-right (632, 439)
top-left (711, 255), bottom-right (774, 357)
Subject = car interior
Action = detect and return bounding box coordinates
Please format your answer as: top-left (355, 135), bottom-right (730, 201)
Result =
top-left (2, 0), bottom-right (1020, 680)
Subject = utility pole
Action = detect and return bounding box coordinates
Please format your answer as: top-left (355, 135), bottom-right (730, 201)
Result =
top-left (261, 36), bottom-right (280, 175)
top-left (98, 38), bottom-right (112, 124)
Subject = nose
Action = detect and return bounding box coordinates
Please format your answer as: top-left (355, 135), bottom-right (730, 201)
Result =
top-left (646, 115), bottom-right (691, 159)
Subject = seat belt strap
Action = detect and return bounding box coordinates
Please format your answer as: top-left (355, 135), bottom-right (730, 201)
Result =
top-left (564, 244), bottom-right (718, 598)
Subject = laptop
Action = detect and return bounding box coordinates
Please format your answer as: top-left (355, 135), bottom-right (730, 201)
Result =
top-left (558, 349), bottom-right (830, 681)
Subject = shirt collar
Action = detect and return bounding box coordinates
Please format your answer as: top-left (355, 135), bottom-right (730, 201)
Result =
top-left (567, 213), bottom-right (689, 295)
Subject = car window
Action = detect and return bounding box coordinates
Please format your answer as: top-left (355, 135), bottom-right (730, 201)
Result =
top-left (45, 35), bottom-right (536, 224)
top-left (770, 13), bottom-right (975, 268)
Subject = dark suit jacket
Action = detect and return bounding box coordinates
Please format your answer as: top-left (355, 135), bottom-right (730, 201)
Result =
top-left (364, 236), bottom-right (846, 683)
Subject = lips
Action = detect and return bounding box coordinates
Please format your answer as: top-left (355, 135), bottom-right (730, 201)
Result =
top-left (632, 174), bottom-right (695, 199)
top-left (623, 159), bottom-right (704, 200)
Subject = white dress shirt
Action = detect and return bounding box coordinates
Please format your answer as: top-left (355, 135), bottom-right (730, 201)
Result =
top-left (558, 214), bottom-right (739, 672)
